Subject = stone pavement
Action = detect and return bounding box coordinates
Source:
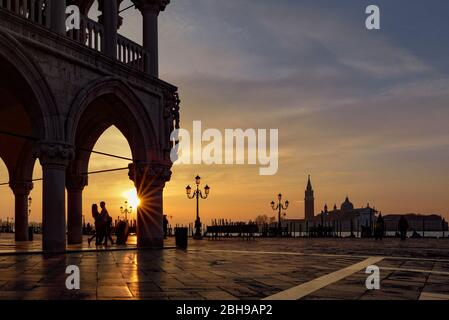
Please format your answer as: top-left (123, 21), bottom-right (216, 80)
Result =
top-left (0, 234), bottom-right (139, 255)
top-left (0, 236), bottom-right (449, 300)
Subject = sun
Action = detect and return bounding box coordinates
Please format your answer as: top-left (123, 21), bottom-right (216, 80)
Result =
top-left (123, 188), bottom-right (141, 208)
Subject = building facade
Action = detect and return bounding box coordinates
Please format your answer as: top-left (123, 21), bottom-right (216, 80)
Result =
top-left (285, 176), bottom-right (378, 235)
top-left (383, 214), bottom-right (447, 233)
top-left (304, 175), bottom-right (314, 220)
top-left (0, 0), bottom-right (179, 251)
top-left (284, 176), bottom-right (447, 236)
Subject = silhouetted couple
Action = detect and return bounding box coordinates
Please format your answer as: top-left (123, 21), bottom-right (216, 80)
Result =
top-left (88, 201), bottom-right (114, 246)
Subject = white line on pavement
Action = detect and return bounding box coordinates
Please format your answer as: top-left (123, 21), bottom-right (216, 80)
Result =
top-left (263, 256), bottom-right (385, 300)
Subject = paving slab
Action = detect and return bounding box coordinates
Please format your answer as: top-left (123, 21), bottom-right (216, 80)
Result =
top-left (0, 237), bottom-right (448, 300)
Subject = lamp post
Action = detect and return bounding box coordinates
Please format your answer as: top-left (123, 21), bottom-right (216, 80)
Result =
top-left (271, 193), bottom-right (289, 236)
top-left (28, 197), bottom-right (32, 216)
top-left (186, 175), bottom-right (210, 240)
top-left (168, 215), bottom-right (173, 236)
top-left (120, 201), bottom-right (133, 222)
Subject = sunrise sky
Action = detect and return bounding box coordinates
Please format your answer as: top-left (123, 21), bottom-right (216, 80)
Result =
top-left (1, 0), bottom-right (449, 225)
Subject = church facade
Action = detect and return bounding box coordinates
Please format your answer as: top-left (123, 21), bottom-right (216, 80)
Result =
top-left (283, 176), bottom-right (447, 236)
top-left (283, 176), bottom-right (378, 235)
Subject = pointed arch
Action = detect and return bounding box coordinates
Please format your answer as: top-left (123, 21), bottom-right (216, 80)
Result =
top-left (0, 29), bottom-right (61, 141)
top-left (66, 76), bottom-right (160, 176)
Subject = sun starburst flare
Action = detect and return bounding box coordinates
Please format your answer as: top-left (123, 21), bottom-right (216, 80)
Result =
top-left (123, 188), bottom-right (141, 208)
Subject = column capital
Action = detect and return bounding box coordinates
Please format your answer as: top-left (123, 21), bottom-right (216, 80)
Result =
top-left (9, 181), bottom-right (33, 196)
top-left (133, 0), bottom-right (170, 13)
top-left (128, 162), bottom-right (172, 188)
top-left (66, 175), bottom-right (89, 192)
top-left (34, 142), bottom-right (75, 168)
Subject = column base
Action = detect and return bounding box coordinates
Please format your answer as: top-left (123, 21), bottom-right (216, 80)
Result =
top-left (15, 233), bottom-right (28, 242)
top-left (43, 240), bottom-right (66, 253)
top-left (137, 236), bottom-right (164, 248)
top-left (193, 234), bottom-right (203, 240)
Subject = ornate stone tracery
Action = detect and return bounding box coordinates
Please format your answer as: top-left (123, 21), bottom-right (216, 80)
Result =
top-left (128, 162), bottom-right (172, 189)
top-left (9, 181), bottom-right (34, 196)
top-left (66, 174), bottom-right (88, 191)
top-left (163, 90), bottom-right (181, 154)
top-left (34, 142), bottom-right (75, 167)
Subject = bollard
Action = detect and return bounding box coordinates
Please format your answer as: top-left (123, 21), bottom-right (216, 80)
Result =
top-left (28, 226), bottom-right (34, 241)
top-left (175, 227), bottom-right (188, 249)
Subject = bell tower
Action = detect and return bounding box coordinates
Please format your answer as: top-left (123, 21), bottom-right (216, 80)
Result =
top-left (305, 175), bottom-right (315, 220)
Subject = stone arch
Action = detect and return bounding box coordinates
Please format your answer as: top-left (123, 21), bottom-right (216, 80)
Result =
top-left (66, 76), bottom-right (159, 171)
top-left (0, 30), bottom-right (61, 242)
top-left (0, 29), bottom-right (61, 143)
top-left (0, 30), bottom-right (61, 185)
top-left (65, 76), bottom-right (161, 244)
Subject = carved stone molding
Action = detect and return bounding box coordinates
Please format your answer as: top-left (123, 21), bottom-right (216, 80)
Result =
top-left (34, 142), bottom-right (75, 168)
top-left (66, 175), bottom-right (89, 192)
top-left (164, 90), bottom-right (180, 129)
top-left (9, 181), bottom-right (34, 196)
top-left (163, 90), bottom-right (181, 154)
top-left (128, 162), bottom-right (172, 189)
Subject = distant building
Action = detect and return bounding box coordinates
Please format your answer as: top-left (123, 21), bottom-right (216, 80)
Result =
top-left (285, 176), bottom-right (377, 233)
top-left (283, 176), bottom-right (447, 235)
top-left (314, 198), bottom-right (378, 232)
top-left (304, 175), bottom-right (314, 220)
top-left (383, 214), bottom-right (447, 232)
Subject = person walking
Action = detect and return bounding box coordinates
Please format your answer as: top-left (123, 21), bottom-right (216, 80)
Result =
top-left (375, 213), bottom-right (385, 240)
top-left (88, 204), bottom-right (104, 246)
top-left (398, 215), bottom-right (409, 241)
top-left (100, 201), bottom-right (115, 246)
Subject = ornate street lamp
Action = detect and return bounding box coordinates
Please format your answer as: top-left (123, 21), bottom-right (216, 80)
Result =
top-left (120, 201), bottom-right (133, 222)
top-left (271, 193), bottom-right (289, 236)
top-left (186, 175), bottom-right (210, 239)
top-left (28, 197), bottom-right (32, 216)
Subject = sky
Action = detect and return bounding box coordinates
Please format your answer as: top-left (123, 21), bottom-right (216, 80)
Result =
top-left (1, 0), bottom-right (449, 225)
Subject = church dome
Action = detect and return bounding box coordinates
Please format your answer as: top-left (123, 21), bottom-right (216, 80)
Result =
top-left (341, 197), bottom-right (354, 211)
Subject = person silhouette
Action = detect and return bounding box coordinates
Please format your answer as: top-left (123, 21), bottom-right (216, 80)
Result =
top-left (375, 213), bottom-right (385, 240)
top-left (88, 204), bottom-right (104, 246)
top-left (398, 216), bottom-right (409, 241)
top-left (100, 201), bottom-right (114, 246)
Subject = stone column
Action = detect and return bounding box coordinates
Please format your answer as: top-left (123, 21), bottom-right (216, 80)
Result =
top-left (66, 175), bottom-right (88, 244)
top-left (10, 181), bottom-right (33, 241)
top-left (50, 0), bottom-right (67, 34)
top-left (99, 0), bottom-right (118, 58)
top-left (128, 162), bottom-right (171, 247)
top-left (134, 0), bottom-right (170, 77)
top-left (35, 142), bottom-right (75, 252)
